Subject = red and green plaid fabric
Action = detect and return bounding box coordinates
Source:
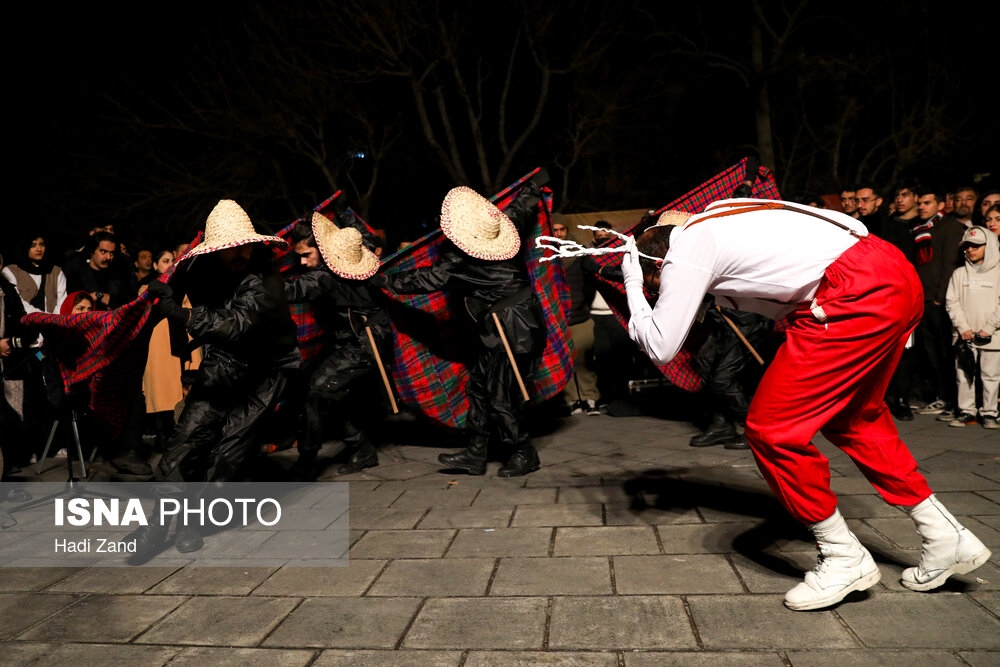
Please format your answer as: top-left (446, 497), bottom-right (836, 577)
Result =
top-left (380, 168), bottom-right (573, 428)
top-left (587, 158), bottom-right (781, 391)
top-left (22, 234), bottom-right (203, 436)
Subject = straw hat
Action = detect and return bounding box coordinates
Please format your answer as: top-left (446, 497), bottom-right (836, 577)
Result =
top-left (440, 186), bottom-right (520, 261)
top-left (656, 210), bottom-right (693, 227)
top-left (177, 200), bottom-right (287, 263)
top-left (312, 212), bottom-right (380, 280)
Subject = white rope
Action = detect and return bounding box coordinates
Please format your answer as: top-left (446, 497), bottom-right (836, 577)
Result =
top-left (534, 225), bottom-right (661, 262)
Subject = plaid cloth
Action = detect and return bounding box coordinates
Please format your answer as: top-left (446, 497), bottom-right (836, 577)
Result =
top-left (588, 158), bottom-right (782, 391)
top-left (22, 234), bottom-right (202, 436)
top-left (380, 169), bottom-right (573, 428)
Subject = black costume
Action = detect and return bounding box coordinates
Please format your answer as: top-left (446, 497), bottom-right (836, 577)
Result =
top-left (285, 268), bottom-right (391, 476)
top-left (154, 263), bottom-right (299, 484)
top-left (377, 183), bottom-right (546, 477)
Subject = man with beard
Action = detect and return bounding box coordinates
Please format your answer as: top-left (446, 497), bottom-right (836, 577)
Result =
top-left (854, 183), bottom-right (884, 237)
top-left (373, 175), bottom-right (547, 477)
top-left (130, 200), bottom-right (299, 558)
top-left (623, 198), bottom-right (989, 610)
top-left (286, 212), bottom-right (391, 479)
top-left (63, 231), bottom-right (137, 310)
top-left (952, 186), bottom-right (977, 228)
top-left (839, 187), bottom-right (860, 219)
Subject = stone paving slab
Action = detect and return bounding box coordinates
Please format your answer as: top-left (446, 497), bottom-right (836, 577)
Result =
top-left (548, 595), bottom-right (696, 649)
top-left (147, 567), bottom-right (279, 596)
top-left (511, 503), bottom-right (605, 527)
top-left (137, 595), bottom-right (300, 646)
top-left (0, 593), bottom-right (81, 639)
top-left (42, 567), bottom-right (177, 594)
top-left (17, 594), bottom-right (185, 643)
top-left (614, 554), bottom-right (744, 594)
top-left (466, 651), bottom-right (619, 666)
top-left (349, 529), bottom-right (455, 558)
top-left (367, 558), bottom-right (494, 597)
top-left (490, 556), bottom-right (612, 596)
top-left (0, 642), bottom-right (181, 666)
top-left (835, 592), bottom-right (1000, 649)
top-left (960, 650), bottom-right (1000, 667)
top-left (168, 646), bottom-right (315, 666)
top-left (446, 527), bottom-right (553, 557)
top-left (554, 526), bottom-right (660, 556)
top-left (252, 560), bottom-right (386, 597)
top-left (624, 652), bottom-right (786, 666)
top-left (0, 568), bottom-right (80, 593)
top-left (418, 507), bottom-right (514, 529)
top-left (264, 597), bottom-right (422, 648)
top-left (313, 649), bottom-right (462, 666)
top-left (403, 597), bottom-right (547, 649)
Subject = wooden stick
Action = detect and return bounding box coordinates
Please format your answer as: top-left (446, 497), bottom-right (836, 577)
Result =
top-left (491, 312), bottom-right (531, 401)
top-left (366, 325), bottom-right (399, 414)
top-left (715, 306), bottom-right (765, 366)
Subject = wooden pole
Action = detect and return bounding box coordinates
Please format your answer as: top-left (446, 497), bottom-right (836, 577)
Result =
top-left (715, 306), bottom-right (765, 366)
top-left (491, 312), bottom-right (531, 401)
top-left (365, 325), bottom-right (399, 414)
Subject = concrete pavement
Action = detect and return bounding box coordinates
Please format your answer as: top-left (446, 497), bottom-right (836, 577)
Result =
top-left (1, 410), bottom-right (998, 665)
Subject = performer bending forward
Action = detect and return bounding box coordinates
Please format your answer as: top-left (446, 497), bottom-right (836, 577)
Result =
top-left (374, 178), bottom-right (547, 477)
top-left (623, 198), bottom-right (990, 610)
top-left (286, 213), bottom-right (391, 478)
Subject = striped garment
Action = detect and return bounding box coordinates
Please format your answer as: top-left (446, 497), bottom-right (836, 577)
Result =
top-left (587, 158), bottom-right (783, 391)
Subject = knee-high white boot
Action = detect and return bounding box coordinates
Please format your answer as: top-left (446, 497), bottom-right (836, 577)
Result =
top-left (784, 508), bottom-right (881, 611)
top-left (900, 494), bottom-right (991, 591)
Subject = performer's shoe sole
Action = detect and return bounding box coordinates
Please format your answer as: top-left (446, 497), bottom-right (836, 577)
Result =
top-left (901, 547), bottom-right (992, 592)
top-left (784, 568), bottom-right (881, 611)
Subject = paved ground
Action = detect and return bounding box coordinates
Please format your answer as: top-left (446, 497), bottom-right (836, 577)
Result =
top-left (1, 409), bottom-right (998, 666)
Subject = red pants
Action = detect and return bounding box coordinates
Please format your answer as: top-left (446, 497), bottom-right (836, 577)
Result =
top-left (745, 235), bottom-right (933, 524)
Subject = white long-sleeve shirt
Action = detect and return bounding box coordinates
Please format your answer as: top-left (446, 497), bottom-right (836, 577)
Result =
top-left (627, 199), bottom-right (867, 365)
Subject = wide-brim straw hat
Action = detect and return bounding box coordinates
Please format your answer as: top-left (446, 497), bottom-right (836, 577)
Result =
top-left (440, 186), bottom-right (520, 261)
top-left (656, 210), bottom-right (693, 227)
top-left (176, 200), bottom-right (287, 264)
top-left (313, 212), bottom-right (380, 280)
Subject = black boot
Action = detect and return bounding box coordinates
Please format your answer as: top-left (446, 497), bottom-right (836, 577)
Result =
top-left (438, 437), bottom-right (487, 475)
top-left (337, 441), bottom-right (378, 475)
top-left (126, 504), bottom-right (172, 565)
top-left (690, 413), bottom-right (741, 448)
top-left (887, 396), bottom-right (914, 421)
top-left (498, 443), bottom-right (540, 477)
top-left (290, 448), bottom-right (320, 481)
top-left (174, 523), bottom-right (204, 553)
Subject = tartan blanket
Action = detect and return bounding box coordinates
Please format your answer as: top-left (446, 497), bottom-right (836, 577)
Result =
top-left (587, 158), bottom-right (782, 391)
top-left (379, 168), bottom-right (573, 428)
top-left (22, 234), bottom-right (202, 436)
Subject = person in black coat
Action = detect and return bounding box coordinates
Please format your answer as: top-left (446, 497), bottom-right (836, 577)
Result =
top-left (285, 213), bottom-right (391, 479)
top-left (374, 175), bottom-right (547, 477)
top-left (131, 200), bottom-right (299, 558)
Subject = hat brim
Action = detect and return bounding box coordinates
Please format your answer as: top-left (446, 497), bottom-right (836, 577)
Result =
top-left (175, 235), bottom-right (288, 265)
top-left (441, 187), bottom-right (520, 261)
top-left (313, 214), bottom-right (380, 280)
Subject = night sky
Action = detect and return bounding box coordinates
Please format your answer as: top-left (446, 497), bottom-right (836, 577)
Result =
top-left (11, 1), bottom-right (997, 259)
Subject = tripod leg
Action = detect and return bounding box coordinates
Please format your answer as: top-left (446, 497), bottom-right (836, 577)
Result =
top-left (70, 411), bottom-right (86, 479)
top-left (36, 420), bottom-right (60, 476)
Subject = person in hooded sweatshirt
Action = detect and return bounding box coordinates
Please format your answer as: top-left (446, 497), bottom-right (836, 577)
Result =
top-left (944, 226), bottom-right (1000, 429)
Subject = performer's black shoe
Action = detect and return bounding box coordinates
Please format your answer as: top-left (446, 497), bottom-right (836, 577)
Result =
top-left (498, 444), bottom-right (540, 477)
top-left (887, 396), bottom-right (914, 421)
top-left (337, 444), bottom-right (378, 475)
top-left (438, 449), bottom-right (487, 475)
top-left (690, 415), bottom-right (741, 448)
top-left (175, 523), bottom-right (204, 553)
top-left (290, 450), bottom-right (320, 481)
top-left (112, 450), bottom-right (153, 477)
top-left (126, 512), bottom-right (172, 565)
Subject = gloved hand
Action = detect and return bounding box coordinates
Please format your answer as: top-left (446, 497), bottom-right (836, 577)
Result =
top-left (621, 238), bottom-right (644, 291)
top-left (146, 280), bottom-right (173, 301)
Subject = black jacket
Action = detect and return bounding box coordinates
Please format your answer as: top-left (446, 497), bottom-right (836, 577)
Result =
top-left (186, 271), bottom-right (300, 390)
top-left (62, 252), bottom-right (137, 309)
top-left (284, 268), bottom-right (391, 351)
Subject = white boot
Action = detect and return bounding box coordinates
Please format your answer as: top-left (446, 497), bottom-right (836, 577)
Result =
top-left (784, 509), bottom-right (881, 611)
top-left (900, 494), bottom-right (991, 591)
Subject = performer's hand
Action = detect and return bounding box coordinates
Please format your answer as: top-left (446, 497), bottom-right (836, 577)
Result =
top-left (0, 338), bottom-right (11, 357)
top-left (621, 238), bottom-right (643, 290)
top-left (146, 280), bottom-right (173, 301)
top-left (960, 330), bottom-right (975, 340)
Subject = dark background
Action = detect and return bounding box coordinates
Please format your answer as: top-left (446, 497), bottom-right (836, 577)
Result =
top-left (9, 0), bottom-right (997, 258)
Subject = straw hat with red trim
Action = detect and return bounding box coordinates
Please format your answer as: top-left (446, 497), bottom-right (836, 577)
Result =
top-left (312, 212), bottom-right (380, 280)
top-left (656, 210), bottom-right (693, 227)
top-left (176, 200), bottom-right (287, 264)
top-left (440, 186), bottom-right (520, 261)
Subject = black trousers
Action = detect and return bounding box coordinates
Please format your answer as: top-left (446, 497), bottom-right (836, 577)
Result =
top-left (300, 344), bottom-right (382, 456)
top-left (155, 372), bottom-right (288, 483)
top-left (915, 302), bottom-right (955, 403)
top-left (592, 314), bottom-right (633, 403)
top-left (465, 345), bottom-right (535, 451)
